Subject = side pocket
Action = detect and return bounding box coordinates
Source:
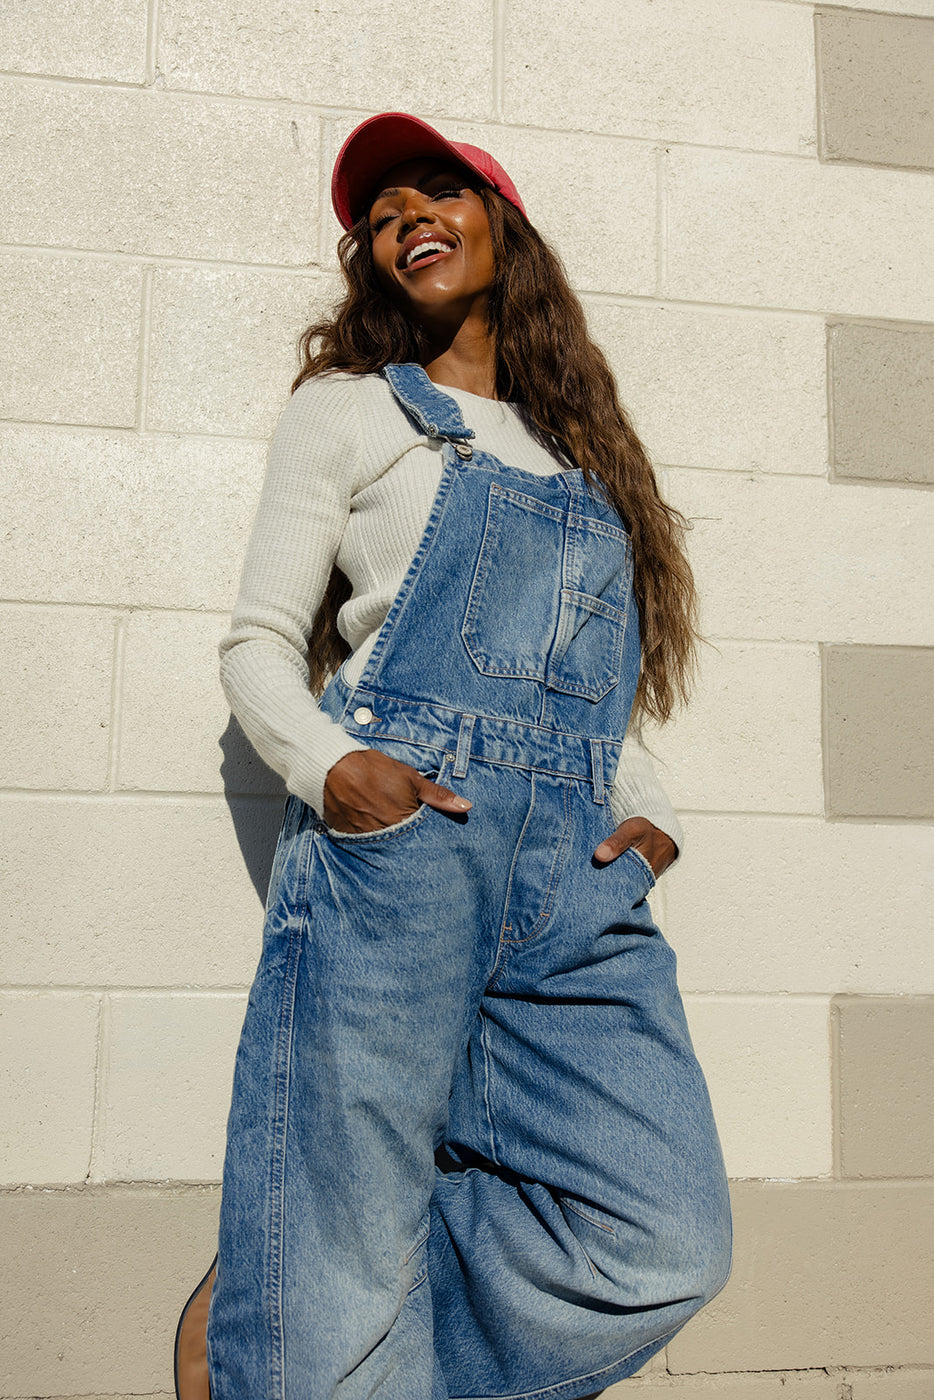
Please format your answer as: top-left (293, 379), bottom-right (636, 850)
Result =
top-left (322, 752), bottom-right (455, 847)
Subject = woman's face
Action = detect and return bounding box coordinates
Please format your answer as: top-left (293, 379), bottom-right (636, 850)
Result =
top-left (367, 158), bottom-right (495, 329)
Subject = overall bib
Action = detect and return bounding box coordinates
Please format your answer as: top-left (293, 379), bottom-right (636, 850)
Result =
top-left (208, 366), bottom-right (731, 1400)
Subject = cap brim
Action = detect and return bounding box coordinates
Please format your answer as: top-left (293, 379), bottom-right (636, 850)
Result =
top-left (331, 113), bottom-right (495, 230)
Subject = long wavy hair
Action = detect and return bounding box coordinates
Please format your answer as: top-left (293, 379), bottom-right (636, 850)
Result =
top-left (294, 186), bottom-right (698, 726)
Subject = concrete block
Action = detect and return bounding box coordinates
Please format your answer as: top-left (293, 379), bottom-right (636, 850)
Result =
top-left (321, 118), bottom-right (658, 296)
top-left (667, 1181), bottom-right (934, 1371)
top-left (0, 424), bottom-right (265, 609)
top-left (0, 0), bottom-right (147, 81)
top-left (665, 468), bottom-right (934, 646)
top-left (603, 1370), bottom-right (837, 1397)
top-left (836, 996), bottom-right (934, 1179)
top-left (848, 1372), bottom-right (934, 1400)
top-left (0, 605), bottom-right (113, 791)
top-left (830, 320), bottom-right (934, 485)
top-left (148, 267), bottom-right (320, 436)
top-left (95, 993), bottom-right (246, 1181)
top-left (817, 9), bottom-right (934, 171)
top-left (0, 796), bottom-right (281, 987)
top-left (645, 643), bottom-right (824, 815)
top-left (666, 148), bottom-right (934, 321)
top-left (0, 255), bottom-right (140, 427)
top-left (159, 0), bottom-right (494, 117)
top-left (583, 301), bottom-right (828, 475)
top-left (824, 646), bottom-right (934, 820)
top-left (683, 995), bottom-right (832, 1180)
top-left (118, 610), bottom-right (284, 796)
top-left (0, 1185), bottom-right (219, 1396)
top-left (0, 81), bottom-right (319, 265)
top-left (663, 817), bottom-right (934, 995)
top-left (0, 992), bottom-right (98, 1185)
top-left (505, 0), bottom-right (815, 156)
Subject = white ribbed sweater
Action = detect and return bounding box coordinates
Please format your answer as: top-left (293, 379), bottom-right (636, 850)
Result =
top-left (219, 372), bottom-right (683, 850)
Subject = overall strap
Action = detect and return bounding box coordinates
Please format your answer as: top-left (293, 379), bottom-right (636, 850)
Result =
top-left (382, 363), bottom-right (476, 446)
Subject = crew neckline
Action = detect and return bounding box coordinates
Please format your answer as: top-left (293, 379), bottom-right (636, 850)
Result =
top-left (432, 382), bottom-right (516, 408)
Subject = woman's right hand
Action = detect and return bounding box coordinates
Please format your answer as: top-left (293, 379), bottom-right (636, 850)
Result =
top-left (323, 749), bottom-right (471, 835)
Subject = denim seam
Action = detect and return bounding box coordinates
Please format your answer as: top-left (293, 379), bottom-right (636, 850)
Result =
top-left (506, 776), bottom-right (574, 945)
top-left (478, 1008), bottom-right (499, 1165)
top-left (266, 914), bottom-right (305, 1400)
top-left (488, 773), bottom-right (538, 982)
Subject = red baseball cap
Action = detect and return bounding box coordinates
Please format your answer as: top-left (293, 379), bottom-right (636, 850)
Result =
top-left (331, 112), bottom-right (527, 230)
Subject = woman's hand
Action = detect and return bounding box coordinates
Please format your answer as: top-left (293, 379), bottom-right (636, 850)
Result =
top-left (323, 749), bottom-right (471, 834)
top-left (593, 816), bottom-right (678, 879)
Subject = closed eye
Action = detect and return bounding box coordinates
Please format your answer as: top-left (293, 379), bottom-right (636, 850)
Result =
top-left (370, 210), bottom-right (397, 233)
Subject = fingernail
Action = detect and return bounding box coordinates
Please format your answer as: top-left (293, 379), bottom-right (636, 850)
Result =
top-left (454, 798), bottom-right (471, 810)
top-left (593, 842), bottom-right (611, 861)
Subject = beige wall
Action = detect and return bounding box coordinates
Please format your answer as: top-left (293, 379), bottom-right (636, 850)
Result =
top-left (1, 2), bottom-right (932, 1397)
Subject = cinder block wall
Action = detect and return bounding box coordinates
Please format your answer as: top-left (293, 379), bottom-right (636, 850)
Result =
top-left (1, 3), bottom-right (932, 1397)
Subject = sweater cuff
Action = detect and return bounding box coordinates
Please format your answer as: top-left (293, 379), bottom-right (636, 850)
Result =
top-left (608, 750), bottom-right (684, 860)
top-left (290, 727), bottom-right (370, 818)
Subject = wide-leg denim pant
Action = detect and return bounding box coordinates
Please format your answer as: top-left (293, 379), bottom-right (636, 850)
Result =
top-left (208, 366), bottom-right (731, 1400)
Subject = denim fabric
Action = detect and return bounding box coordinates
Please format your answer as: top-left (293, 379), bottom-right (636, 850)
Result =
top-left (207, 364), bottom-right (731, 1400)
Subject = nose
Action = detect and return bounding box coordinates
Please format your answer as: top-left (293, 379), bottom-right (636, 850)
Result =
top-left (397, 189), bottom-right (436, 237)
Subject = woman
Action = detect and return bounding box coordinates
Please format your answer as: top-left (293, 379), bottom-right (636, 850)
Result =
top-left (183, 112), bottom-right (731, 1400)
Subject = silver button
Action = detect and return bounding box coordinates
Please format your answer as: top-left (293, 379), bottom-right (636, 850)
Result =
top-left (353, 706), bottom-right (375, 725)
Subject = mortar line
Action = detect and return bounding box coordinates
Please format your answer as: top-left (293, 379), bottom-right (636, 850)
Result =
top-left (0, 788), bottom-right (283, 803)
top-left (4, 61), bottom-right (934, 174)
top-left (0, 242), bottom-right (322, 276)
top-left (145, 0), bottom-right (160, 87)
top-left (0, 69), bottom-right (872, 164)
top-left (0, 599), bottom-right (233, 618)
top-left (3, 239), bottom-right (933, 329)
top-left (655, 146), bottom-right (668, 297)
top-left (106, 612), bottom-right (128, 793)
top-left (813, 6), bottom-right (827, 164)
top-left (89, 992), bottom-right (112, 1182)
top-left (830, 995), bottom-right (844, 1180)
top-left (824, 318), bottom-right (836, 482)
top-left (0, 414), bottom-right (271, 443)
top-left (2, 984), bottom-right (253, 995)
top-left (492, 0), bottom-right (506, 123)
top-left (820, 641), bottom-right (832, 820)
top-left (86, 993), bottom-right (105, 1183)
top-left (136, 265), bottom-right (154, 432)
top-left (316, 115), bottom-right (331, 270)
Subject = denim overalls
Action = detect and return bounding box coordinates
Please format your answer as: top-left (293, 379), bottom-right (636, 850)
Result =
top-left (208, 365), bottom-right (731, 1400)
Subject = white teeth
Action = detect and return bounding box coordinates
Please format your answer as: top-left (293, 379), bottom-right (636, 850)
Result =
top-left (405, 240), bottom-right (451, 268)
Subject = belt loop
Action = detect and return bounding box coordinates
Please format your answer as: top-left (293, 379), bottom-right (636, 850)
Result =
top-left (589, 739), bottom-right (605, 805)
top-left (454, 714), bottom-right (476, 779)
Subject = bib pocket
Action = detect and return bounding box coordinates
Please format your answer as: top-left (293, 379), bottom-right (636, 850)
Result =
top-left (461, 483), bottom-right (633, 702)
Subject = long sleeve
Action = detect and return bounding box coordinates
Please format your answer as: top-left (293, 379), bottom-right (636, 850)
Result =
top-left (218, 377), bottom-right (370, 814)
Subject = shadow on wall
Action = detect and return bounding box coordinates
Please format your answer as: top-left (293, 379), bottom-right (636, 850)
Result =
top-left (219, 713), bottom-right (287, 905)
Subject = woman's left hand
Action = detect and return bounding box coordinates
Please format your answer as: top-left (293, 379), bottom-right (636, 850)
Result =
top-left (593, 817), bottom-right (678, 879)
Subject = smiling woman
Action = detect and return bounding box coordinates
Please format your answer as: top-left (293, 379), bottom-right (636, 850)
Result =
top-left (178, 112), bottom-right (731, 1400)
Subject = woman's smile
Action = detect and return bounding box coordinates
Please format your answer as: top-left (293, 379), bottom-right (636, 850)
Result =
top-left (397, 231), bottom-right (457, 273)
top-left (368, 158), bottom-right (495, 324)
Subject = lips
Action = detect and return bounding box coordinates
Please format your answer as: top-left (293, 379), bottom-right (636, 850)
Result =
top-left (398, 231), bottom-right (456, 272)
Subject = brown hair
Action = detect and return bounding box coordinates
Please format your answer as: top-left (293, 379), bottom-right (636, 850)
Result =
top-left (294, 188), bottom-right (698, 725)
